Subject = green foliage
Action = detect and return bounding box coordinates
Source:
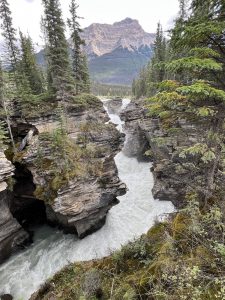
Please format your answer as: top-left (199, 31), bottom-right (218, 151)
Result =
top-left (189, 47), bottom-right (221, 59)
top-left (34, 128), bottom-right (83, 203)
top-left (176, 81), bottom-right (225, 101)
top-left (0, 120), bottom-right (8, 148)
top-left (133, 22), bottom-right (167, 98)
top-left (71, 93), bottom-right (101, 109)
top-left (166, 57), bottom-right (223, 73)
top-left (0, 0), bottom-right (19, 71)
top-left (182, 21), bottom-right (225, 46)
top-left (91, 82), bottom-right (131, 97)
top-left (68, 0), bottom-right (90, 94)
top-left (42, 0), bottom-right (74, 99)
top-left (19, 31), bottom-right (44, 95)
top-left (179, 143), bottom-right (216, 163)
top-left (157, 80), bottom-right (179, 92)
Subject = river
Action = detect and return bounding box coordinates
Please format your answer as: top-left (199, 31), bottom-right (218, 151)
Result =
top-left (0, 98), bottom-right (174, 300)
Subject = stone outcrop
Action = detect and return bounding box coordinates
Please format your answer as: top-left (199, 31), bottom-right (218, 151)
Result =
top-left (0, 152), bottom-right (29, 264)
top-left (0, 96), bottom-right (126, 263)
top-left (14, 97), bottom-right (126, 239)
top-left (121, 99), bottom-right (206, 207)
top-left (104, 98), bottom-right (123, 115)
top-left (120, 100), bottom-right (149, 159)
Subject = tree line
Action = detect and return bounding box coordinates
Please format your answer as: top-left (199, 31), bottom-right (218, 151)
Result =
top-left (0, 0), bottom-right (90, 151)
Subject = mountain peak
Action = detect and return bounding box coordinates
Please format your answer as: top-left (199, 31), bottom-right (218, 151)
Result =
top-left (82, 18), bottom-right (155, 57)
top-left (114, 17), bottom-right (139, 25)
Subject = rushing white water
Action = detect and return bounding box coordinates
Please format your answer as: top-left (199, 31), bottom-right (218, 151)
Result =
top-left (0, 99), bottom-right (174, 300)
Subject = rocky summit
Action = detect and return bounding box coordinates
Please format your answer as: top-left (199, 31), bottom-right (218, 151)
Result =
top-left (81, 18), bottom-right (155, 57)
top-left (82, 18), bottom-right (155, 85)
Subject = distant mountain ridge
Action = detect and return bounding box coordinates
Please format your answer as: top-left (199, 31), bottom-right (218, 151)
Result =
top-left (81, 18), bottom-right (155, 57)
top-left (81, 18), bottom-right (155, 86)
top-left (36, 18), bottom-right (155, 86)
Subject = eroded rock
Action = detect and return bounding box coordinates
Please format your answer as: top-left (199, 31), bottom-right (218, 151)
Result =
top-left (0, 152), bottom-right (29, 264)
top-left (121, 99), bottom-right (206, 207)
top-left (15, 98), bottom-right (126, 238)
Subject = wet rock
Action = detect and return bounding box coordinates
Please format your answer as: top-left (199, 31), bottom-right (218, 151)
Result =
top-left (120, 100), bottom-right (149, 159)
top-left (0, 294), bottom-right (13, 300)
top-left (0, 152), bottom-right (29, 264)
top-left (104, 98), bottom-right (123, 115)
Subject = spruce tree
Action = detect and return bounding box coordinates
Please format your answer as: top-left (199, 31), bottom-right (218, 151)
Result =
top-left (0, 0), bottom-right (33, 115)
top-left (147, 0), bottom-right (225, 203)
top-left (42, 0), bottom-right (74, 100)
top-left (0, 0), bottom-right (19, 71)
top-left (68, 0), bottom-right (89, 94)
top-left (19, 31), bottom-right (44, 95)
top-left (80, 54), bottom-right (90, 93)
top-left (0, 61), bottom-right (16, 151)
top-left (151, 22), bottom-right (167, 83)
top-left (132, 23), bottom-right (167, 98)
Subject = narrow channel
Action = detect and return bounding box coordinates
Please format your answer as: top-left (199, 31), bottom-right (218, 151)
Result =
top-left (0, 99), bottom-right (174, 300)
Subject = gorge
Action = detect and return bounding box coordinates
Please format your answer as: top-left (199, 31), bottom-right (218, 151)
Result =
top-left (0, 98), bottom-right (174, 300)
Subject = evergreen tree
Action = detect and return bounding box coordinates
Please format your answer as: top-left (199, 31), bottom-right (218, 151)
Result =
top-left (0, 0), bottom-right (33, 113)
top-left (80, 54), bottom-right (90, 93)
top-left (147, 0), bottom-right (225, 203)
top-left (132, 23), bottom-right (167, 98)
top-left (42, 0), bottom-right (74, 100)
top-left (151, 22), bottom-right (167, 83)
top-left (68, 0), bottom-right (90, 94)
top-left (0, 61), bottom-right (16, 151)
top-left (0, 0), bottom-right (19, 71)
top-left (19, 31), bottom-right (44, 95)
top-left (179, 0), bottom-right (190, 19)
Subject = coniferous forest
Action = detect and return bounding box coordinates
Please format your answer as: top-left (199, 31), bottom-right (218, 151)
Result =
top-left (1, 0), bottom-right (225, 299)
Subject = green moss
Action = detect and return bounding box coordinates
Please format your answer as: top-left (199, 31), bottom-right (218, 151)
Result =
top-left (21, 93), bottom-right (58, 118)
top-left (71, 93), bottom-right (102, 110)
top-left (34, 128), bottom-right (104, 204)
top-left (172, 212), bottom-right (189, 241)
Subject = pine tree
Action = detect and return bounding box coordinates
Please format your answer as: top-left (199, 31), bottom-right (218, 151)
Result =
top-left (179, 0), bottom-right (190, 20)
top-left (19, 31), bottom-right (44, 95)
top-left (151, 22), bottom-right (167, 83)
top-left (133, 23), bottom-right (167, 98)
top-left (80, 54), bottom-right (90, 93)
top-left (147, 0), bottom-right (225, 203)
top-left (0, 0), bottom-right (33, 115)
top-left (0, 0), bottom-right (19, 71)
top-left (0, 61), bottom-right (16, 151)
top-left (68, 0), bottom-right (89, 94)
top-left (42, 0), bottom-right (74, 100)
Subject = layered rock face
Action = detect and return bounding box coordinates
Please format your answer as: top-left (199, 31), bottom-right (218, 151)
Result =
top-left (121, 99), bottom-right (204, 207)
top-left (81, 18), bottom-right (155, 57)
top-left (0, 96), bottom-right (126, 263)
top-left (15, 97), bottom-right (126, 239)
top-left (0, 152), bottom-right (29, 264)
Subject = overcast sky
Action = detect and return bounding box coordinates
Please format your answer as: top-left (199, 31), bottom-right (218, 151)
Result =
top-left (3, 0), bottom-right (179, 46)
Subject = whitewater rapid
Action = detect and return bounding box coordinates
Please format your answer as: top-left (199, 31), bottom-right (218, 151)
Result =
top-left (0, 98), bottom-right (174, 300)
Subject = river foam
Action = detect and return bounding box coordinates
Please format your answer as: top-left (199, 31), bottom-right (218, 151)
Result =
top-left (0, 99), bottom-right (174, 300)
